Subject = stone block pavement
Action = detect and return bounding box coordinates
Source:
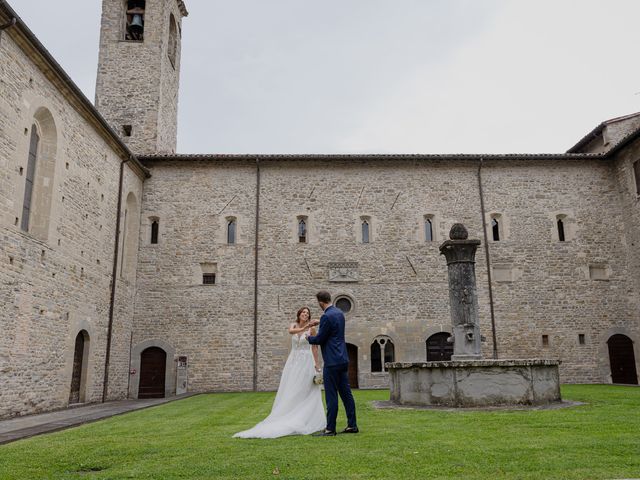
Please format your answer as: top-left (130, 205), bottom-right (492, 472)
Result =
top-left (0, 395), bottom-right (194, 445)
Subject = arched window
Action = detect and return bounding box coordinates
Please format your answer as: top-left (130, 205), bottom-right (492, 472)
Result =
top-left (120, 192), bottom-right (139, 279)
top-left (227, 218), bottom-right (237, 244)
top-left (150, 219), bottom-right (159, 244)
top-left (554, 213), bottom-right (574, 242)
top-left (298, 217), bottom-right (307, 243)
top-left (425, 217), bottom-right (433, 242)
top-left (168, 13), bottom-right (178, 67)
top-left (384, 340), bottom-right (395, 368)
top-left (21, 124), bottom-right (39, 232)
top-left (370, 341), bottom-right (381, 372)
top-left (19, 108), bottom-right (57, 241)
top-left (370, 336), bottom-right (395, 372)
top-left (557, 218), bottom-right (565, 242)
top-left (125, 0), bottom-right (146, 41)
top-left (491, 218), bottom-right (500, 241)
top-left (362, 220), bottom-right (370, 244)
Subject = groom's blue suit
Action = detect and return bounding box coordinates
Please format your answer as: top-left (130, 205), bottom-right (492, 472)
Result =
top-left (307, 305), bottom-right (357, 433)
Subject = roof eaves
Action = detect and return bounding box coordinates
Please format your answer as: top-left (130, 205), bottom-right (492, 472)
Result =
top-left (139, 153), bottom-right (604, 163)
top-left (566, 123), bottom-right (605, 153)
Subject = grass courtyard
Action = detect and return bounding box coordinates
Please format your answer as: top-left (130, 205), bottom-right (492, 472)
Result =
top-left (0, 385), bottom-right (638, 479)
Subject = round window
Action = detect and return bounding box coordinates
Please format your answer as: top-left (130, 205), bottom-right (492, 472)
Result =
top-left (335, 297), bottom-right (353, 313)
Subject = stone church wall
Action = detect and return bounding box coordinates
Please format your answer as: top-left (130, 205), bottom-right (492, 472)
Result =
top-left (0, 28), bottom-right (143, 418)
top-left (134, 156), bottom-right (640, 392)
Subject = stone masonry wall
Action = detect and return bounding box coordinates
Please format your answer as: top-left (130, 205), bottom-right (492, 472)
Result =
top-left (609, 143), bottom-right (640, 380)
top-left (133, 160), bottom-right (258, 395)
top-left (134, 156), bottom-right (640, 393)
top-left (0, 28), bottom-right (143, 418)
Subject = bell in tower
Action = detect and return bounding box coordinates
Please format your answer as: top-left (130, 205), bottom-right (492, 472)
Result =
top-left (125, 0), bottom-right (145, 41)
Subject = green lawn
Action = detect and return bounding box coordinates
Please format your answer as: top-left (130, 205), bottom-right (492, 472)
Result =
top-left (0, 385), bottom-right (638, 479)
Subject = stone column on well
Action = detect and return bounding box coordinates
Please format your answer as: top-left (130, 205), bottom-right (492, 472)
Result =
top-left (439, 223), bottom-right (483, 361)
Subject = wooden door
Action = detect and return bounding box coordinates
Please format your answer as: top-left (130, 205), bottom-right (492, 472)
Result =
top-left (69, 332), bottom-right (85, 404)
top-left (347, 343), bottom-right (359, 389)
top-left (426, 332), bottom-right (453, 361)
top-left (608, 334), bottom-right (638, 385)
top-left (139, 347), bottom-right (167, 398)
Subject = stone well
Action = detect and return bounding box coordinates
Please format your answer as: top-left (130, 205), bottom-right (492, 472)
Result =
top-left (387, 359), bottom-right (561, 407)
top-left (386, 224), bottom-right (562, 408)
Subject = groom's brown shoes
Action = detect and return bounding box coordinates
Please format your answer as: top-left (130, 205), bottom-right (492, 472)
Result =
top-left (340, 427), bottom-right (359, 434)
top-left (312, 429), bottom-right (336, 437)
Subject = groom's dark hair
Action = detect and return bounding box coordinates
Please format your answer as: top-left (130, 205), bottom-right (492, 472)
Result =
top-left (316, 290), bottom-right (331, 304)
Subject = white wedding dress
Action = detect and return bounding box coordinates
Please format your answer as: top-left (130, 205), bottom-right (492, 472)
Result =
top-left (234, 333), bottom-right (326, 438)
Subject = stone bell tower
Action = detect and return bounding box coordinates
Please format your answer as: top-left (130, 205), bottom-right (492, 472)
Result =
top-left (95, 0), bottom-right (188, 155)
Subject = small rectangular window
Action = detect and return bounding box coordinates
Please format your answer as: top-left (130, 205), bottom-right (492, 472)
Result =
top-left (227, 219), bottom-right (236, 244)
top-left (578, 334), bottom-right (585, 345)
top-left (491, 218), bottom-right (500, 241)
top-left (150, 220), bottom-right (159, 244)
top-left (634, 160), bottom-right (640, 195)
top-left (557, 218), bottom-right (565, 242)
top-left (542, 335), bottom-right (549, 347)
top-left (425, 218), bottom-right (433, 242)
top-left (298, 218), bottom-right (307, 243)
top-left (362, 220), bottom-right (370, 244)
top-left (202, 273), bottom-right (216, 285)
top-left (122, 125), bottom-right (133, 137)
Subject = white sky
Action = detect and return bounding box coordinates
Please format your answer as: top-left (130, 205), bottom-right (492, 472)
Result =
top-left (11, 0), bottom-right (640, 154)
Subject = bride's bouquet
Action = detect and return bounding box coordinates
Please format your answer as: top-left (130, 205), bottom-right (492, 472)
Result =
top-left (313, 372), bottom-right (323, 385)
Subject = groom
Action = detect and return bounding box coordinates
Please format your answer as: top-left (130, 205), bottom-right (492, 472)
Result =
top-left (307, 290), bottom-right (358, 436)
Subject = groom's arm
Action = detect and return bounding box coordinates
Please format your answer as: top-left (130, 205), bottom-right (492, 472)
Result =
top-left (307, 316), bottom-right (330, 345)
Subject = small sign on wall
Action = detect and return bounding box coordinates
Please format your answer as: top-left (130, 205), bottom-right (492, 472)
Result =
top-left (176, 355), bottom-right (188, 395)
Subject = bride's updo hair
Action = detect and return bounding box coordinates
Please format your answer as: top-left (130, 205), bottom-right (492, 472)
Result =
top-left (296, 306), bottom-right (311, 324)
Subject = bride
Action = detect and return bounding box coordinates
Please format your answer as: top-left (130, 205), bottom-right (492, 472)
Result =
top-left (233, 306), bottom-right (326, 438)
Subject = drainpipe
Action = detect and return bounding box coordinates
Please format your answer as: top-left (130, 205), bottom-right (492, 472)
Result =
top-left (477, 158), bottom-right (499, 359)
top-left (102, 156), bottom-right (130, 402)
top-left (252, 158), bottom-right (261, 391)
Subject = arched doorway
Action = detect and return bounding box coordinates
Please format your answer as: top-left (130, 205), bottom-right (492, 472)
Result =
top-left (607, 334), bottom-right (638, 385)
top-left (69, 330), bottom-right (89, 404)
top-left (139, 347), bottom-right (167, 398)
top-left (426, 332), bottom-right (453, 361)
top-left (347, 343), bottom-right (359, 389)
